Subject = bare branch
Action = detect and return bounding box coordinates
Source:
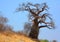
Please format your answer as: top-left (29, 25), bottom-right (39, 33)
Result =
top-left (36, 3), bottom-right (48, 14)
top-left (39, 25), bottom-right (47, 28)
top-left (38, 13), bottom-right (52, 23)
top-left (48, 21), bottom-right (55, 28)
top-left (39, 25), bottom-right (53, 29)
top-left (29, 8), bottom-right (39, 18)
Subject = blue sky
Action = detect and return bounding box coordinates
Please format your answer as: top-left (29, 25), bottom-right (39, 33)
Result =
top-left (0, 0), bottom-right (60, 42)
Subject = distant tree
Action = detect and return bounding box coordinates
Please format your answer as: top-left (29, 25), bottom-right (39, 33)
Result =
top-left (23, 22), bottom-right (32, 36)
top-left (52, 40), bottom-right (57, 42)
top-left (16, 2), bottom-right (55, 39)
top-left (0, 16), bottom-right (8, 24)
top-left (0, 15), bottom-right (13, 32)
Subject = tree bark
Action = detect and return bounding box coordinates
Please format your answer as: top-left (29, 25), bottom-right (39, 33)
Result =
top-left (29, 18), bottom-right (39, 39)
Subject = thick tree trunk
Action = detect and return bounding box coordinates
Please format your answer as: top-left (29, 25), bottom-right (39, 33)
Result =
top-left (29, 18), bottom-right (39, 39)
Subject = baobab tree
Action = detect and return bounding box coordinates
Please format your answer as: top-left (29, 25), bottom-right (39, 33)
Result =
top-left (16, 2), bottom-right (55, 39)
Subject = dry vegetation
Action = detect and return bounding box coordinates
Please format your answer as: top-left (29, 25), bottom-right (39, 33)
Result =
top-left (0, 31), bottom-right (37, 42)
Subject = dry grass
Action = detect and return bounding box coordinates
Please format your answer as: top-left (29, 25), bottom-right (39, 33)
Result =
top-left (0, 31), bottom-right (37, 42)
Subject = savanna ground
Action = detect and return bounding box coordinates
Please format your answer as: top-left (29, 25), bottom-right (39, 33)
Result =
top-left (0, 31), bottom-right (37, 42)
